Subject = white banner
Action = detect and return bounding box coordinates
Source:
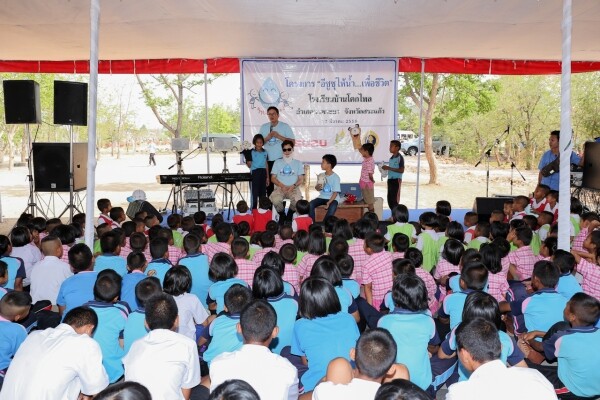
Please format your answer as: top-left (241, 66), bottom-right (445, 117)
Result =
top-left (241, 59), bottom-right (398, 164)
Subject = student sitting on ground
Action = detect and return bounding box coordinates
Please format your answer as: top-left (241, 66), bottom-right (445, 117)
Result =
top-left (0, 291), bottom-right (31, 388)
top-left (207, 253), bottom-right (248, 314)
top-left (57, 243), bottom-right (98, 317)
top-left (145, 237), bottom-right (172, 286)
top-left (30, 236), bottom-right (73, 305)
top-left (95, 231), bottom-right (127, 277)
top-left (0, 235), bottom-right (25, 291)
top-left (123, 277), bottom-right (162, 354)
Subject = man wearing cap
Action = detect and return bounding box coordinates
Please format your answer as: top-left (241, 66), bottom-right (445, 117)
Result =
top-left (258, 106), bottom-right (295, 195)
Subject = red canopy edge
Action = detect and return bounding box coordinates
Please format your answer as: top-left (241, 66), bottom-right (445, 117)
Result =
top-left (1, 57), bottom-right (599, 75)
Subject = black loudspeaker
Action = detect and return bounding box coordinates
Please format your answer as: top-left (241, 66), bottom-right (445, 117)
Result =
top-left (474, 196), bottom-right (513, 221)
top-left (54, 81), bottom-right (88, 126)
top-left (3, 80), bottom-right (41, 124)
top-left (126, 200), bottom-right (164, 223)
top-left (582, 142), bottom-right (600, 191)
top-left (32, 143), bottom-right (88, 192)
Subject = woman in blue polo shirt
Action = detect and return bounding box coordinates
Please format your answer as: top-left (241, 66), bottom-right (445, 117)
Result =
top-left (291, 277), bottom-right (359, 392)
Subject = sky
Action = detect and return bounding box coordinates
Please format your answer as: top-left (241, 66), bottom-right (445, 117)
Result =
top-left (97, 73), bottom-right (241, 129)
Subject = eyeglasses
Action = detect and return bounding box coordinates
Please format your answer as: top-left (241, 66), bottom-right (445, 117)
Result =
top-left (267, 112), bottom-right (277, 116)
top-left (283, 148), bottom-right (293, 152)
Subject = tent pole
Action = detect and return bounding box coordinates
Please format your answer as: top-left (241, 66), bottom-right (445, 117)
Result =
top-left (558, 0), bottom-right (572, 251)
top-left (415, 59), bottom-right (425, 210)
top-left (204, 60), bottom-right (210, 173)
top-left (85, 0), bottom-right (100, 249)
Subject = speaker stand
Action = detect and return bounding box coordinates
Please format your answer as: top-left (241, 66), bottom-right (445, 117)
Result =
top-left (57, 126), bottom-right (82, 222)
top-left (21, 123), bottom-right (47, 219)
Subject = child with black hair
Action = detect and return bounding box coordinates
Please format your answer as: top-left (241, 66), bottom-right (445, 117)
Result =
top-left (119, 221), bottom-right (136, 259)
top-left (507, 225), bottom-right (541, 281)
top-left (0, 291), bottom-right (31, 384)
top-left (572, 212), bottom-right (600, 252)
top-left (252, 196), bottom-right (275, 233)
top-left (312, 328), bottom-right (408, 399)
top-left (9, 226), bottom-right (41, 288)
top-left (28, 216), bottom-right (47, 246)
top-left (93, 223), bottom-right (112, 255)
top-left (479, 243), bottom-right (509, 303)
top-left (178, 233), bottom-right (211, 309)
top-left (291, 277), bottom-right (360, 391)
top-left (297, 229), bottom-right (327, 282)
top-left (553, 250), bottom-right (582, 300)
top-left (231, 237), bottom-right (257, 286)
top-left (438, 261), bottom-right (489, 330)
top-left (85, 269), bottom-right (129, 383)
top-left (378, 273), bottom-right (439, 391)
top-left (329, 237), bottom-right (349, 261)
top-left (503, 199), bottom-right (514, 223)
top-left (528, 184), bottom-right (550, 215)
top-left (309, 154), bottom-right (341, 222)
top-left (572, 230), bottom-right (600, 300)
top-left (97, 198), bottom-right (114, 227)
top-left (95, 231), bottom-right (127, 277)
top-left (202, 284), bottom-right (253, 365)
top-left (389, 233), bottom-right (409, 261)
top-left (279, 243), bottom-right (300, 293)
top-left (129, 232), bottom-right (150, 261)
top-left (251, 267), bottom-right (298, 355)
top-left (523, 293), bottom-right (600, 399)
top-left (120, 251), bottom-right (147, 310)
top-left (166, 214), bottom-right (184, 248)
top-left (436, 200), bottom-right (452, 219)
top-left (233, 201), bottom-right (254, 234)
top-left (347, 219), bottom-right (373, 283)
top-left (446, 221), bottom-right (465, 244)
top-left (293, 199), bottom-right (313, 233)
top-left (540, 236), bottom-right (558, 260)
top-left (193, 210), bottom-right (209, 233)
top-left (277, 225), bottom-right (294, 250)
top-left (155, 228), bottom-right (184, 265)
top-left (123, 276), bottom-right (162, 353)
top-left (0, 236), bottom-right (25, 291)
top-left (537, 211), bottom-right (554, 244)
top-left (207, 253), bottom-right (248, 314)
top-left (181, 215), bottom-right (196, 233)
top-left (404, 247), bottom-right (439, 314)
top-left (259, 251), bottom-right (295, 297)
top-left (434, 238), bottom-right (464, 302)
top-left (293, 229), bottom-right (309, 266)
top-left (164, 266), bottom-right (211, 341)
top-left (337, 254), bottom-right (359, 299)
top-left (416, 212), bottom-right (440, 272)
top-left (489, 221), bottom-right (509, 240)
top-left (206, 214), bottom-right (224, 241)
top-left (511, 195), bottom-right (530, 221)
top-left (250, 231), bottom-right (277, 265)
top-left (385, 205), bottom-right (417, 249)
top-left (52, 224), bottom-right (77, 264)
top-left (501, 260), bottom-right (568, 363)
top-left (145, 237), bottom-right (172, 286)
top-left (466, 221), bottom-right (491, 251)
top-left (57, 243), bottom-right (97, 317)
top-left (310, 255), bottom-right (359, 321)
top-left (437, 215), bottom-right (450, 242)
top-left (381, 259), bottom-right (417, 312)
top-left (358, 143), bottom-right (376, 213)
top-left (489, 209), bottom-right (506, 224)
top-left (463, 212), bottom-right (479, 243)
top-left (363, 232), bottom-right (393, 310)
top-left (0, 261), bottom-right (9, 299)
top-left (237, 221), bottom-right (251, 240)
top-left (544, 190), bottom-right (559, 222)
top-left (203, 223), bottom-right (234, 263)
top-left (109, 207), bottom-right (126, 229)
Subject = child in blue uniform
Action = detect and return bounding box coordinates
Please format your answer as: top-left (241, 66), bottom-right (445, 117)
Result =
top-left (310, 255), bottom-right (359, 321)
top-left (337, 254), bottom-right (360, 299)
top-left (85, 270), bottom-right (129, 382)
top-left (207, 253), bottom-right (248, 314)
top-left (0, 236), bottom-right (25, 291)
top-left (0, 291), bottom-right (31, 386)
top-left (382, 140), bottom-right (405, 211)
top-left (57, 244), bottom-right (98, 317)
top-left (378, 273), bottom-right (439, 391)
top-left (145, 237), bottom-right (172, 286)
top-left (120, 252), bottom-right (147, 310)
top-left (95, 231), bottom-right (127, 277)
top-left (553, 250), bottom-right (582, 300)
top-left (123, 276), bottom-right (161, 353)
top-left (178, 233), bottom-right (211, 308)
top-left (201, 284), bottom-right (252, 365)
top-left (291, 277), bottom-right (359, 391)
top-left (252, 266), bottom-right (298, 355)
top-left (523, 292), bottom-right (600, 399)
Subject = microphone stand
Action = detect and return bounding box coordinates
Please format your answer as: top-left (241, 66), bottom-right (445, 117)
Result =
top-left (509, 160), bottom-right (527, 196)
top-left (474, 127), bottom-right (510, 197)
top-left (165, 144), bottom-right (202, 213)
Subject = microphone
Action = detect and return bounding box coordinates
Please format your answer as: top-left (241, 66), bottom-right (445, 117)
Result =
top-left (270, 125), bottom-right (273, 133)
top-left (505, 126), bottom-right (510, 134)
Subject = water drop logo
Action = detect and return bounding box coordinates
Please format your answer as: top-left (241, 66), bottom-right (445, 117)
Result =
top-left (258, 78), bottom-right (281, 107)
top-left (323, 183), bottom-right (332, 193)
top-left (282, 164), bottom-right (292, 176)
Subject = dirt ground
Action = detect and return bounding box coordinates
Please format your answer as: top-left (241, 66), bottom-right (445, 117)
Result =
top-left (0, 151), bottom-right (540, 235)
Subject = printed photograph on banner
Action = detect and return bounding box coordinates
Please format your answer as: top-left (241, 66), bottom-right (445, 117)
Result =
top-left (241, 59), bottom-right (398, 164)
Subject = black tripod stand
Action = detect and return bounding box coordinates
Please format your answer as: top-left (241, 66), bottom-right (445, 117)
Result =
top-left (164, 145), bottom-right (201, 213)
top-left (474, 126), bottom-right (510, 197)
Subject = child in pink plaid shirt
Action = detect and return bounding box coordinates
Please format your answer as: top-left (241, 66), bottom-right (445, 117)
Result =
top-left (231, 238), bottom-right (257, 286)
top-left (358, 143), bottom-right (376, 213)
top-left (572, 213), bottom-right (600, 252)
top-left (434, 238), bottom-right (464, 302)
top-left (362, 232), bottom-right (393, 310)
top-left (572, 230), bottom-right (600, 300)
top-left (507, 225), bottom-right (541, 281)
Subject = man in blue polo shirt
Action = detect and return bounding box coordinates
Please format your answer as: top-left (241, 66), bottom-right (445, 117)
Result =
top-left (538, 130), bottom-right (582, 191)
top-left (259, 106), bottom-right (295, 196)
top-left (269, 140), bottom-right (304, 223)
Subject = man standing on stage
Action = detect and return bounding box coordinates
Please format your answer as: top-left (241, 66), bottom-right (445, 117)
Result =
top-left (259, 106), bottom-right (295, 195)
top-left (538, 130), bottom-right (582, 190)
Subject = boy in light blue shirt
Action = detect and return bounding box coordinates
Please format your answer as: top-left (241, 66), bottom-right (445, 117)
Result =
top-left (309, 154), bottom-right (341, 221)
top-left (123, 276), bottom-right (161, 354)
top-left (94, 231), bottom-right (127, 277)
top-left (85, 269), bottom-right (129, 383)
top-left (178, 234), bottom-right (211, 308)
top-left (554, 250), bottom-right (582, 300)
top-left (120, 252), bottom-right (147, 311)
top-left (0, 236), bottom-right (26, 291)
top-left (145, 237), bottom-right (172, 286)
top-left (200, 285), bottom-right (252, 365)
top-left (57, 244), bottom-right (98, 317)
top-left (0, 291), bottom-right (30, 382)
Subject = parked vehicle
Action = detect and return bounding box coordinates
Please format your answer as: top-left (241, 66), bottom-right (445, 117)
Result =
top-left (397, 130), bottom-right (417, 142)
top-left (200, 134), bottom-right (241, 151)
top-left (400, 136), bottom-right (451, 156)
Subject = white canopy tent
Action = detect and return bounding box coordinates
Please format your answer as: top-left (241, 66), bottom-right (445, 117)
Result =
top-left (2, 0), bottom-right (599, 249)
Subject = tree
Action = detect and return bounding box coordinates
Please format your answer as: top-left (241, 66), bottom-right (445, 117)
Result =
top-left (136, 74), bottom-right (220, 138)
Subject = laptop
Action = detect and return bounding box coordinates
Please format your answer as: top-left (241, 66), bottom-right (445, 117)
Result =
top-left (339, 183), bottom-right (363, 202)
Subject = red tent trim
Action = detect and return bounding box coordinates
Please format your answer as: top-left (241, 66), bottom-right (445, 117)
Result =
top-left (1, 57), bottom-right (600, 75)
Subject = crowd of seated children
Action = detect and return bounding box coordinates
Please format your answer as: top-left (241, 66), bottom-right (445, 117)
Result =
top-left (4, 189), bottom-right (600, 400)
